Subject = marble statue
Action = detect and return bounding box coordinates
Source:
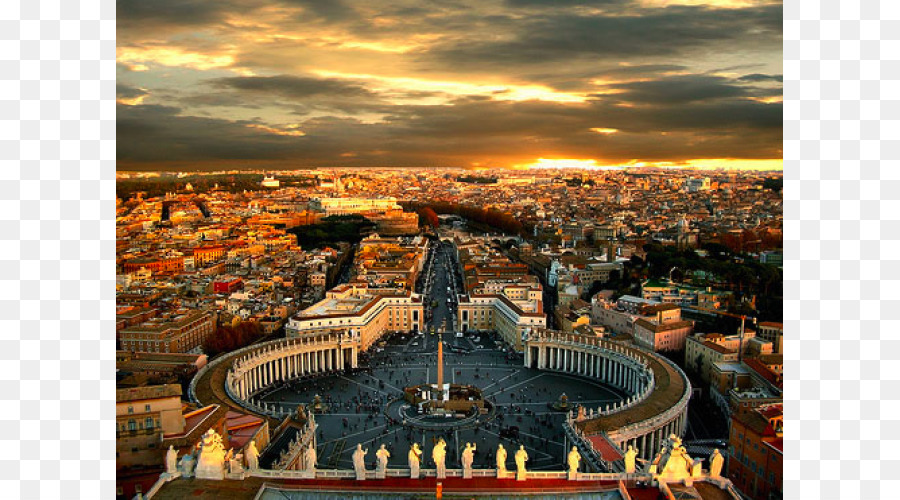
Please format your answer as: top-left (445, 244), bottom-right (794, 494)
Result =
top-left (461, 443), bottom-right (476, 479)
top-left (649, 434), bottom-right (695, 481)
top-left (376, 444), bottom-right (391, 478)
top-left (514, 445), bottom-right (529, 481)
top-left (165, 445), bottom-right (178, 475)
top-left (352, 444), bottom-right (368, 480)
top-left (567, 446), bottom-right (581, 479)
top-left (408, 443), bottom-right (422, 479)
top-left (195, 429), bottom-right (227, 480)
top-left (709, 449), bottom-right (724, 478)
top-left (245, 440), bottom-right (260, 471)
top-left (305, 445), bottom-right (317, 472)
top-left (433, 438), bottom-right (447, 479)
top-left (496, 444), bottom-right (508, 475)
top-left (624, 445), bottom-right (638, 474)
top-left (229, 452), bottom-right (244, 475)
top-left (178, 452), bottom-right (196, 477)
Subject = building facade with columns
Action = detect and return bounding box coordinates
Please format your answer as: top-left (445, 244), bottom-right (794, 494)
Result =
top-left (285, 284), bottom-right (423, 351)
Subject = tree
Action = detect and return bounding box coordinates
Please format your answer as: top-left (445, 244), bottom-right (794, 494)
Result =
top-left (419, 207), bottom-right (439, 228)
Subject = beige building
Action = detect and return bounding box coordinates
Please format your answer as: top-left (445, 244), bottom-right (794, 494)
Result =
top-left (685, 333), bottom-right (742, 384)
top-left (757, 322), bottom-right (783, 353)
top-left (119, 310), bottom-right (216, 353)
top-left (286, 284), bottom-right (424, 351)
top-left (116, 384), bottom-right (185, 468)
top-left (457, 293), bottom-right (546, 351)
top-left (632, 303), bottom-right (693, 351)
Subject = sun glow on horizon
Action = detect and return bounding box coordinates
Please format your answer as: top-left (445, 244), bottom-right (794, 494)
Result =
top-left (515, 157), bottom-right (782, 171)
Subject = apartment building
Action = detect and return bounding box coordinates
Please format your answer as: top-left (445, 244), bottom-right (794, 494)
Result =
top-left (728, 404), bottom-right (783, 500)
top-left (119, 310), bottom-right (216, 353)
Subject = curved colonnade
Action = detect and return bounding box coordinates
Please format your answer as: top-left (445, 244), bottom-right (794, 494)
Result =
top-left (191, 328), bottom-right (690, 473)
top-left (524, 330), bottom-right (691, 469)
top-left (190, 333), bottom-right (362, 419)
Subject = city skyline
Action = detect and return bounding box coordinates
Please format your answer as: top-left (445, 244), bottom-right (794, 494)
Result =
top-left (117, 0), bottom-right (783, 171)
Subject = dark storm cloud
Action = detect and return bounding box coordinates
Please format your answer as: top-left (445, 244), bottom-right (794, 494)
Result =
top-left (212, 75), bottom-right (378, 99)
top-left (117, 87), bottom-right (782, 169)
top-left (422, 4), bottom-right (782, 66)
top-left (608, 75), bottom-right (756, 104)
top-left (738, 73), bottom-right (784, 83)
top-left (281, 0), bottom-right (358, 22)
top-left (117, 0), bottom-right (245, 31)
top-left (504, 0), bottom-right (624, 7)
top-left (116, 84), bottom-right (148, 100)
top-left (117, 104), bottom-right (304, 162)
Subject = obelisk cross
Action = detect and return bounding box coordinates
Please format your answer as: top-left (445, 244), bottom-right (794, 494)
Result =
top-left (437, 341), bottom-right (444, 389)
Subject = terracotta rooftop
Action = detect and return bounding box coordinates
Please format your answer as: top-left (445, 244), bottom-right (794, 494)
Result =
top-left (634, 318), bottom-right (693, 333)
top-left (701, 341), bottom-right (736, 355)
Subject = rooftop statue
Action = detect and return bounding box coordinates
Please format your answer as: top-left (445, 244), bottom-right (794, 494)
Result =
top-left (624, 445), bottom-right (638, 474)
top-left (496, 444), bottom-right (508, 474)
top-left (433, 438), bottom-right (447, 479)
top-left (514, 445), bottom-right (528, 481)
top-left (408, 443), bottom-right (422, 479)
top-left (352, 444), bottom-right (368, 480)
top-left (567, 446), bottom-right (581, 479)
top-left (195, 429), bottom-right (226, 480)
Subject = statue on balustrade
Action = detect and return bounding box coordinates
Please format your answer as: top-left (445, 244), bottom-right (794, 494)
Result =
top-left (514, 445), bottom-right (528, 480)
top-left (195, 429), bottom-right (227, 480)
top-left (408, 443), bottom-right (422, 479)
top-left (245, 440), bottom-right (260, 471)
top-left (376, 444), bottom-right (391, 478)
top-left (433, 438), bottom-right (447, 479)
top-left (461, 442), bottom-right (476, 478)
top-left (165, 445), bottom-right (178, 475)
top-left (567, 446), bottom-right (581, 479)
top-left (624, 445), bottom-right (638, 474)
top-left (353, 444), bottom-right (368, 480)
top-left (496, 444), bottom-right (508, 475)
top-left (709, 449), bottom-right (724, 478)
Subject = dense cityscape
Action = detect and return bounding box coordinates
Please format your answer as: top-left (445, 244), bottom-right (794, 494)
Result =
top-left (115, 167), bottom-right (782, 500)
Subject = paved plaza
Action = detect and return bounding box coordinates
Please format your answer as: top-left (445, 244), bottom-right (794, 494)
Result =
top-left (259, 331), bottom-right (626, 471)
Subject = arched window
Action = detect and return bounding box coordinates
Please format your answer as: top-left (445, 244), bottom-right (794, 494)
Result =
top-left (145, 417), bottom-right (154, 429)
top-left (128, 420), bottom-right (136, 431)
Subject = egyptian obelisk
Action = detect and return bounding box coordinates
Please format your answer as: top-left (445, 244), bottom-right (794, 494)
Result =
top-left (437, 341), bottom-right (444, 389)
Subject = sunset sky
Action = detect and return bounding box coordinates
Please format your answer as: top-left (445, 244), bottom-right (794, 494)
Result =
top-left (116, 0), bottom-right (783, 171)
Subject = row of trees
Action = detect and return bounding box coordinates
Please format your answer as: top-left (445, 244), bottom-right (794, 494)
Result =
top-left (456, 175), bottom-right (497, 184)
top-left (203, 322), bottom-right (264, 358)
top-left (402, 201), bottom-right (524, 235)
top-left (415, 207), bottom-right (440, 228)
